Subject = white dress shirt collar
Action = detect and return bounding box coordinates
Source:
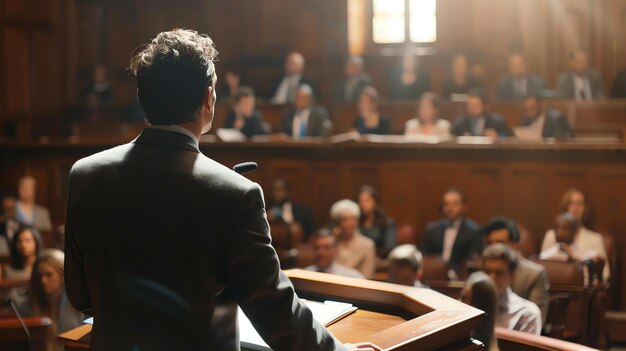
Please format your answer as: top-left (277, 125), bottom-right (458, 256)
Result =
top-left (150, 124), bottom-right (200, 146)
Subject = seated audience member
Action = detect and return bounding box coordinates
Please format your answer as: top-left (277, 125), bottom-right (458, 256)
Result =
top-left (1, 225), bottom-right (41, 280)
top-left (304, 229), bottom-right (365, 279)
top-left (224, 86), bottom-right (268, 138)
top-left (267, 179), bottom-right (315, 241)
top-left (16, 176), bottom-right (52, 231)
top-left (610, 68), bottom-right (626, 98)
top-left (496, 53), bottom-right (546, 101)
top-left (420, 189), bottom-right (482, 277)
top-left (357, 185), bottom-right (396, 257)
top-left (404, 92), bottom-right (450, 137)
top-left (483, 217), bottom-right (549, 323)
top-left (442, 54), bottom-right (483, 100)
top-left (519, 95), bottom-right (572, 139)
top-left (387, 244), bottom-right (427, 288)
top-left (461, 272), bottom-right (499, 351)
top-left (280, 84), bottom-right (331, 138)
top-left (22, 249), bottom-right (84, 351)
top-left (389, 54), bottom-right (431, 100)
top-left (330, 199), bottom-right (376, 279)
top-left (82, 65), bottom-right (113, 110)
top-left (451, 91), bottom-right (512, 138)
top-left (333, 55), bottom-right (372, 103)
top-left (271, 52), bottom-right (317, 104)
top-left (352, 87), bottom-right (391, 135)
top-left (218, 70), bottom-right (241, 103)
top-left (541, 188), bottom-right (610, 282)
top-left (557, 49), bottom-right (605, 100)
top-left (0, 195), bottom-right (19, 256)
top-left (539, 212), bottom-right (579, 261)
top-left (482, 244), bottom-right (542, 335)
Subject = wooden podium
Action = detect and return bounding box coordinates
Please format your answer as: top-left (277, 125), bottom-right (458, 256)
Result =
top-left (58, 269), bottom-right (484, 350)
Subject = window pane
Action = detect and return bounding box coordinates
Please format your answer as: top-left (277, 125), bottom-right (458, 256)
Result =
top-left (409, 0), bottom-right (437, 43)
top-left (372, 0), bottom-right (405, 43)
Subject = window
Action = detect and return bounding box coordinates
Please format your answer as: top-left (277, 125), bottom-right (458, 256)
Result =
top-left (372, 0), bottom-right (437, 44)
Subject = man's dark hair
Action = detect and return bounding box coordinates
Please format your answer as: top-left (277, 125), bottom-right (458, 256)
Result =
top-left (468, 89), bottom-right (489, 105)
top-left (482, 243), bottom-right (518, 273)
top-left (129, 29), bottom-right (218, 125)
top-left (482, 216), bottom-right (520, 243)
top-left (235, 86), bottom-right (255, 103)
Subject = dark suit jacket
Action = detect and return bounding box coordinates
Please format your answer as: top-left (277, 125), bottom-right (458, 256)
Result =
top-left (280, 106), bottom-right (332, 137)
top-left (65, 128), bottom-right (343, 351)
top-left (557, 69), bottom-right (605, 99)
top-left (352, 115), bottom-right (391, 135)
top-left (441, 77), bottom-right (483, 100)
top-left (332, 74), bottom-right (372, 103)
top-left (292, 203), bottom-right (316, 241)
top-left (496, 74), bottom-right (546, 101)
top-left (451, 114), bottom-right (512, 137)
top-left (420, 218), bottom-right (482, 271)
top-left (224, 110), bottom-right (269, 138)
top-left (520, 109), bottom-right (573, 138)
top-left (388, 70), bottom-right (431, 100)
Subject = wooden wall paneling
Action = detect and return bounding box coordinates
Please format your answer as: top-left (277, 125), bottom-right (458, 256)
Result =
top-left (261, 160), bottom-right (310, 205)
top-left (500, 165), bottom-right (548, 246)
top-left (310, 163), bottom-right (343, 228)
top-left (379, 163), bottom-right (422, 234)
top-left (464, 166), bottom-right (501, 227)
top-left (343, 163), bottom-right (379, 201)
top-left (415, 163), bottom-right (466, 227)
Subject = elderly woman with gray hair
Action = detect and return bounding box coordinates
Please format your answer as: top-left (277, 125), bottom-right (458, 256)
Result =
top-left (330, 199), bottom-right (376, 279)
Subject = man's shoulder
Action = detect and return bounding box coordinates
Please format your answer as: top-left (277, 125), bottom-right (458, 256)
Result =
top-left (425, 219), bottom-right (446, 232)
top-left (70, 143), bottom-right (134, 176)
top-left (518, 257), bottom-right (547, 278)
top-left (310, 105), bottom-right (329, 118)
top-left (462, 218), bottom-right (480, 231)
top-left (356, 232), bottom-right (376, 249)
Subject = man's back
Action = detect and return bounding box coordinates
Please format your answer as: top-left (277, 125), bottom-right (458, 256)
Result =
top-left (65, 128), bottom-right (343, 350)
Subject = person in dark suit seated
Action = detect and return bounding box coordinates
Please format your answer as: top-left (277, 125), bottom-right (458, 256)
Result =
top-left (482, 217), bottom-right (549, 324)
top-left (304, 229), bottom-right (365, 279)
top-left (224, 86), bottom-right (268, 138)
top-left (357, 185), bottom-right (396, 257)
top-left (519, 95), bottom-right (572, 139)
top-left (557, 49), bottom-right (605, 100)
top-left (280, 84), bottom-right (332, 138)
top-left (420, 188), bottom-right (482, 278)
top-left (610, 68), bottom-right (626, 98)
top-left (0, 195), bottom-right (19, 256)
top-left (442, 54), bottom-right (483, 100)
top-left (270, 52), bottom-right (317, 104)
top-left (268, 179), bottom-right (316, 241)
top-left (388, 54), bottom-right (431, 100)
top-left (352, 87), bottom-right (391, 135)
top-left (332, 55), bottom-right (372, 103)
top-left (451, 91), bottom-right (512, 138)
top-left (496, 53), bottom-right (546, 101)
top-left (65, 29), bottom-right (377, 351)
top-left (387, 244), bottom-right (427, 288)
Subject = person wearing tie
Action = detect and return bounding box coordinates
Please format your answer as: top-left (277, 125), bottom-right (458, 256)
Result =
top-left (270, 52), bottom-right (317, 104)
top-left (557, 49), bottom-right (605, 100)
top-left (280, 84), bottom-right (332, 138)
top-left (420, 189), bottom-right (482, 278)
top-left (451, 91), bottom-right (512, 138)
top-left (496, 53), bottom-right (546, 101)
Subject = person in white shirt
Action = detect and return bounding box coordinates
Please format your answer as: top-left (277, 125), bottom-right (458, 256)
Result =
top-left (387, 244), bottom-right (427, 288)
top-left (330, 199), bottom-right (376, 279)
top-left (305, 229), bottom-right (365, 279)
top-left (541, 188), bottom-right (610, 282)
top-left (404, 92), bottom-right (450, 137)
top-left (482, 244), bottom-right (542, 335)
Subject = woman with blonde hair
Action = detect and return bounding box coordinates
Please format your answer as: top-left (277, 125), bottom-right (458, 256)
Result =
top-left (26, 249), bottom-right (84, 351)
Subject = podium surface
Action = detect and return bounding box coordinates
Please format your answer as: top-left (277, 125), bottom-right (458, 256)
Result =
top-left (59, 269), bottom-right (484, 350)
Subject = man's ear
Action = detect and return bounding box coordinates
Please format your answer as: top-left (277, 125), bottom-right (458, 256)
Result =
top-left (204, 86), bottom-right (214, 113)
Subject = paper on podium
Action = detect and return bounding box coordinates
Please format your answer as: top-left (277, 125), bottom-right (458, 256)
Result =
top-left (239, 300), bottom-right (357, 351)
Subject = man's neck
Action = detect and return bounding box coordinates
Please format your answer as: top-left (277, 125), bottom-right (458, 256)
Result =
top-left (176, 121), bottom-right (202, 140)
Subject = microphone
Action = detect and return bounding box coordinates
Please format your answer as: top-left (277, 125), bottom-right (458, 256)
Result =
top-left (6, 298), bottom-right (32, 351)
top-left (233, 162), bottom-right (258, 175)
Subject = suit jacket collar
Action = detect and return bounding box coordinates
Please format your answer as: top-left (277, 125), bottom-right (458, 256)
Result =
top-left (133, 128), bottom-right (200, 153)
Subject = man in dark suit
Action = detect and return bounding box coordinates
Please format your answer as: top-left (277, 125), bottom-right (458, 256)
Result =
top-left (610, 68), bottom-right (626, 98)
top-left (420, 189), bottom-right (482, 277)
top-left (557, 49), bottom-right (605, 100)
top-left (482, 217), bottom-right (549, 324)
top-left (519, 95), bottom-right (572, 138)
top-left (451, 91), bottom-right (512, 137)
top-left (332, 56), bottom-right (372, 103)
top-left (496, 53), bottom-right (546, 101)
top-left (270, 51), bottom-right (318, 104)
top-left (280, 84), bottom-right (332, 138)
top-left (268, 179), bottom-right (316, 241)
top-left (65, 29), bottom-right (376, 351)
